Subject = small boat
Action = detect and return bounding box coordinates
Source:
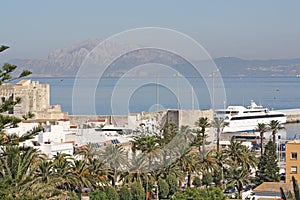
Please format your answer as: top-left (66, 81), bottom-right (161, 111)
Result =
top-left (215, 100), bottom-right (286, 133)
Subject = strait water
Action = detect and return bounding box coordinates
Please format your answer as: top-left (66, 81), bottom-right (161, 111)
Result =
top-left (29, 76), bottom-right (300, 138)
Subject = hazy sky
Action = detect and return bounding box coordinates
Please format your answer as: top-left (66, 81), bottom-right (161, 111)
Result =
top-left (1, 0), bottom-right (300, 61)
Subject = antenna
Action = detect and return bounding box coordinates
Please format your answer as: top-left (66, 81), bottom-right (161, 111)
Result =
top-left (176, 73), bottom-right (179, 110)
top-left (156, 75), bottom-right (159, 112)
top-left (191, 86), bottom-right (194, 110)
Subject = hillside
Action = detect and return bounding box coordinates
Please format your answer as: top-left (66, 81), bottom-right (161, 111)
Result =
top-left (8, 39), bottom-right (300, 77)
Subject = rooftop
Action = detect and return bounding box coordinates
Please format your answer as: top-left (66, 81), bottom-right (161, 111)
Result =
top-left (287, 140), bottom-right (300, 144)
top-left (254, 182), bottom-right (292, 193)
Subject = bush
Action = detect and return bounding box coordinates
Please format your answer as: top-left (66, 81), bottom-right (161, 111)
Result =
top-left (131, 182), bottom-right (145, 200)
top-left (119, 186), bottom-right (132, 200)
top-left (192, 176), bottom-right (202, 187)
top-left (167, 175), bottom-right (178, 196)
top-left (158, 178), bottom-right (169, 199)
top-left (202, 173), bottom-right (213, 186)
top-left (90, 190), bottom-right (107, 200)
top-left (171, 187), bottom-right (226, 200)
top-left (104, 186), bottom-right (119, 200)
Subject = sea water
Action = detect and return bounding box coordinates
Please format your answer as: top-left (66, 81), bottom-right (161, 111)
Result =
top-left (30, 76), bottom-right (300, 137)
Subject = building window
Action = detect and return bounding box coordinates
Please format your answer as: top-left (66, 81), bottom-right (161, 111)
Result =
top-left (291, 166), bottom-right (298, 174)
top-left (292, 152), bottom-right (298, 160)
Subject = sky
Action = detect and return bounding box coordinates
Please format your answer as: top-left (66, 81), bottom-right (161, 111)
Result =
top-left (1, 0), bottom-right (300, 61)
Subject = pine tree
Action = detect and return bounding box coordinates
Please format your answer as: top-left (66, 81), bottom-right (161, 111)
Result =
top-left (256, 140), bottom-right (280, 185)
top-left (0, 45), bottom-right (42, 146)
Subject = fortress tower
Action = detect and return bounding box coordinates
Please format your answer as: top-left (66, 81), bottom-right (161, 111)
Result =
top-left (0, 79), bottom-right (67, 119)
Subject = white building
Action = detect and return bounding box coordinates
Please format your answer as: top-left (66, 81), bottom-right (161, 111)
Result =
top-left (4, 120), bottom-right (76, 158)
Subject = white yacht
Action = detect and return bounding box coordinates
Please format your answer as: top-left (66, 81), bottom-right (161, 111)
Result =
top-left (215, 100), bottom-right (287, 133)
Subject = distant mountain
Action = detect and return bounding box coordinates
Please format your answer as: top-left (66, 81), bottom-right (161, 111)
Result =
top-left (8, 39), bottom-right (300, 77)
top-left (214, 57), bottom-right (300, 77)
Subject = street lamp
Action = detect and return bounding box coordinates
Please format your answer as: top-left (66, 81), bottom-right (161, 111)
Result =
top-left (212, 69), bottom-right (219, 110)
top-left (153, 184), bottom-right (159, 200)
top-left (146, 173), bottom-right (151, 200)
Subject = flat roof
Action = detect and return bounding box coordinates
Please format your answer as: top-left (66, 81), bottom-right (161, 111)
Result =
top-left (287, 140), bottom-right (300, 144)
top-left (254, 182), bottom-right (292, 193)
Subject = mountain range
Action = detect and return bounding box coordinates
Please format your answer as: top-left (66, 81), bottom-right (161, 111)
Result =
top-left (8, 39), bottom-right (300, 77)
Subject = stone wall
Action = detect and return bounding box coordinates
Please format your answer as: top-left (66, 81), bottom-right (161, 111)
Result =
top-left (0, 79), bottom-right (66, 119)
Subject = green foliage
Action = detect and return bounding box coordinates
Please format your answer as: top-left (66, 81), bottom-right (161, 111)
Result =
top-left (213, 169), bottom-right (222, 186)
top-left (211, 117), bottom-right (228, 152)
top-left (293, 176), bottom-right (300, 200)
top-left (104, 186), bottom-right (119, 200)
top-left (131, 182), bottom-right (145, 200)
top-left (119, 186), bottom-right (132, 200)
top-left (255, 123), bottom-right (268, 155)
top-left (256, 140), bottom-right (280, 185)
top-left (0, 45), bottom-right (9, 52)
top-left (22, 111), bottom-right (35, 120)
top-left (90, 190), bottom-right (107, 200)
top-left (226, 166), bottom-right (250, 199)
top-left (194, 117), bottom-right (211, 154)
top-left (171, 187), bottom-right (226, 200)
top-left (0, 45), bottom-right (36, 146)
top-left (269, 120), bottom-right (280, 143)
top-left (202, 173), bottom-right (213, 186)
top-left (167, 175), bottom-right (178, 196)
top-left (192, 176), bottom-right (202, 187)
top-left (158, 178), bottom-right (169, 199)
top-left (280, 176), bottom-right (298, 200)
top-left (142, 176), bottom-right (154, 192)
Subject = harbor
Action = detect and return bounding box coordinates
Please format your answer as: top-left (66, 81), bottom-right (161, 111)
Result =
top-left (278, 108), bottom-right (300, 123)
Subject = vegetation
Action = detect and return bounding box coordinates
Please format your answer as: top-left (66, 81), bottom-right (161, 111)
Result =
top-left (119, 186), bottom-right (132, 200)
top-left (192, 176), bottom-right (202, 187)
top-left (171, 187), bottom-right (226, 200)
top-left (269, 120), bottom-right (280, 143)
top-left (104, 186), bottom-right (119, 200)
top-left (0, 55), bottom-right (264, 200)
top-left (167, 175), bottom-right (179, 197)
top-left (211, 117), bottom-right (228, 152)
top-left (0, 45), bottom-right (41, 147)
top-left (90, 190), bottom-right (107, 200)
top-left (280, 176), bottom-right (299, 200)
top-left (131, 182), bottom-right (145, 200)
top-left (194, 117), bottom-right (210, 155)
top-left (256, 140), bottom-right (280, 185)
top-left (254, 123), bottom-right (268, 155)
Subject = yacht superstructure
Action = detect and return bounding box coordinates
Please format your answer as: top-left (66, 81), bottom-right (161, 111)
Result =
top-left (215, 100), bottom-right (286, 133)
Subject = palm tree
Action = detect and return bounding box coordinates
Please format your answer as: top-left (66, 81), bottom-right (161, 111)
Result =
top-left (34, 159), bottom-right (54, 184)
top-left (269, 120), bottom-right (280, 144)
top-left (52, 152), bottom-right (79, 191)
top-left (133, 135), bottom-right (160, 170)
top-left (211, 117), bottom-right (228, 152)
top-left (89, 158), bottom-right (110, 188)
top-left (33, 159), bottom-right (70, 198)
top-left (227, 164), bottom-right (251, 199)
top-left (198, 150), bottom-right (217, 174)
top-left (75, 142), bottom-right (97, 164)
top-left (72, 159), bottom-right (94, 191)
top-left (121, 154), bottom-right (149, 186)
top-left (225, 141), bottom-right (258, 171)
top-left (195, 117), bottom-right (210, 155)
top-left (176, 151), bottom-right (199, 188)
top-left (0, 146), bottom-right (57, 199)
top-left (255, 123), bottom-right (268, 155)
top-left (100, 144), bottom-right (128, 187)
top-left (214, 151), bottom-right (230, 188)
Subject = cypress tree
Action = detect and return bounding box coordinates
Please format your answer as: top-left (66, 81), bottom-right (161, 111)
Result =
top-left (256, 140), bottom-right (280, 185)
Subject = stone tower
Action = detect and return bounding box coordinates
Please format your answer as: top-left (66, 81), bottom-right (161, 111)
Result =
top-left (0, 79), bottom-right (67, 119)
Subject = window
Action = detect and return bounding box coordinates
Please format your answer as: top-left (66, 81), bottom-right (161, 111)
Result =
top-left (291, 166), bottom-right (298, 174)
top-left (292, 152), bottom-right (298, 160)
